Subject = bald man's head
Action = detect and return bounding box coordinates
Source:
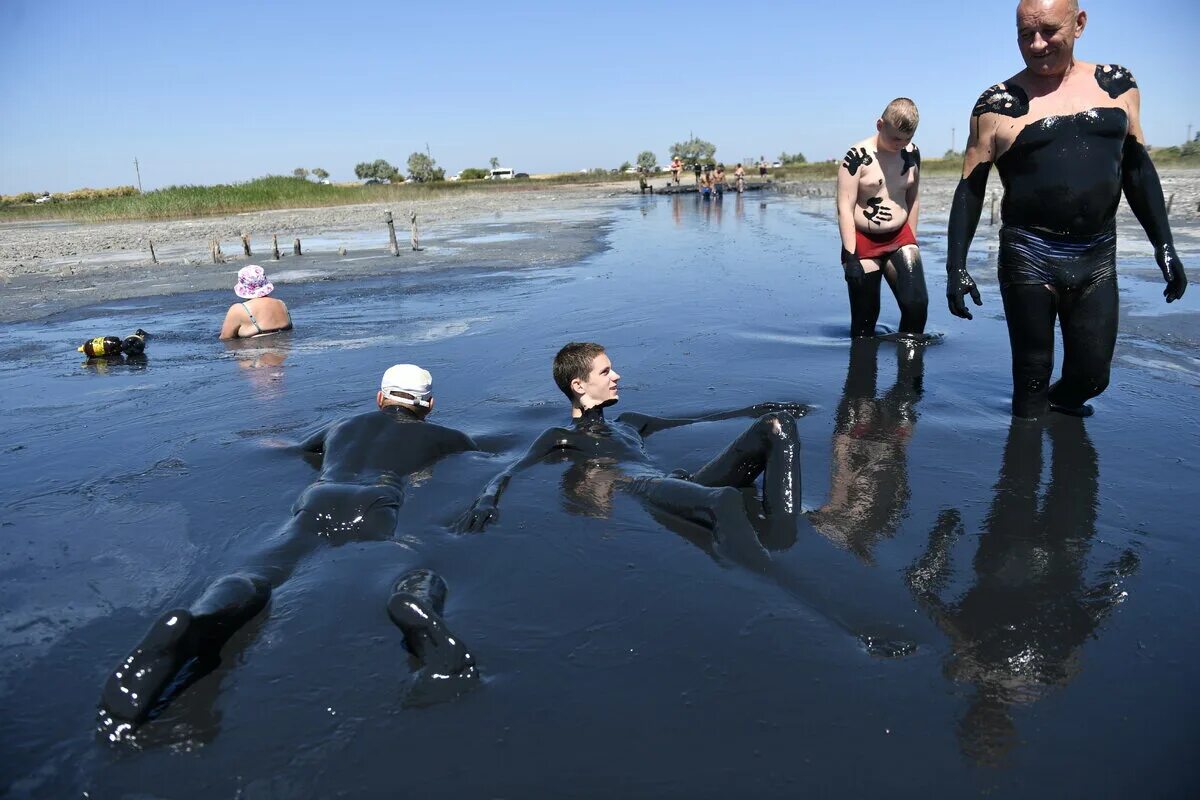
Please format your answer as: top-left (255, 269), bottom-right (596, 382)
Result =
top-left (1017, 0), bottom-right (1078, 16)
top-left (1016, 0), bottom-right (1086, 78)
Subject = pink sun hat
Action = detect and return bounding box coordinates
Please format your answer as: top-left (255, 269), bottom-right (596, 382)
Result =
top-left (234, 265), bottom-right (275, 299)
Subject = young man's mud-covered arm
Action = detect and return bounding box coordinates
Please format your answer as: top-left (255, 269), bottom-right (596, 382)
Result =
top-left (617, 402), bottom-right (811, 438)
top-left (1120, 86), bottom-right (1187, 302)
top-left (836, 148), bottom-right (865, 276)
top-left (455, 427), bottom-right (577, 531)
top-left (946, 107), bottom-right (996, 320)
top-left (906, 145), bottom-right (922, 237)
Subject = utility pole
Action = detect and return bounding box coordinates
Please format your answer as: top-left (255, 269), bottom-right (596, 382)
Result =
top-left (951, 128), bottom-right (956, 154)
top-left (1188, 123), bottom-right (1193, 143)
top-left (134, 157), bottom-right (143, 192)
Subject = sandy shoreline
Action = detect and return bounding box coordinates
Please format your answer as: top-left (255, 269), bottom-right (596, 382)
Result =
top-left (2, 172), bottom-right (1198, 324)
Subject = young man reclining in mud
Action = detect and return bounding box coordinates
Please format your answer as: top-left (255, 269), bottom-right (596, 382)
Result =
top-left (456, 342), bottom-right (807, 565)
top-left (99, 365), bottom-right (479, 740)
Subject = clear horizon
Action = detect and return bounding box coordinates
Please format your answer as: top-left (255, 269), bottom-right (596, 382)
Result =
top-left (1, 0), bottom-right (1197, 194)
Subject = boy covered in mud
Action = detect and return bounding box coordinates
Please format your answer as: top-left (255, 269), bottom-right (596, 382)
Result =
top-left (836, 97), bottom-right (929, 338)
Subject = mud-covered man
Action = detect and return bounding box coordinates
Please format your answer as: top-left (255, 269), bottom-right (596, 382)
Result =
top-left (100, 365), bottom-right (480, 736)
top-left (837, 98), bottom-right (929, 338)
top-left (946, 0), bottom-right (1186, 418)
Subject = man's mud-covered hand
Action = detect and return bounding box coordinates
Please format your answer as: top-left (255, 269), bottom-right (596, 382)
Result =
top-left (946, 268), bottom-right (983, 320)
top-left (455, 495), bottom-right (498, 532)
top-left (1157, 243), bottom-right (1188, 302)
top-left (841, 248), bottom-right (865, 281)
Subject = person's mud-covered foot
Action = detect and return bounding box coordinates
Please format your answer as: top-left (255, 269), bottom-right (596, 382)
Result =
top-left (388, 579), bottom-right (480, 705)
top-left (100, 609), bottom-right (194, 723)
top-left (1049, 401), bottom-right (1094, 418)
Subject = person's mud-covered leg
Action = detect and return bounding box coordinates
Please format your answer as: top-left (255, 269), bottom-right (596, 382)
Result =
top-left (846, 261), bottom-right (884, 337)
top-left (100, 572), bottom-right (272, 726)
top-left (1000, 284), bottom-right (1058, 418)
top-left (627, 477), bottom-right (771, 569)
top-left (1048, 279), bottom-right (1119, 417)
top-left (387, 568), bottom-right (479, 706)
top-left (689, 412), bottom-right (802, 523)
top-left (884, 245), bottom-right (930, 335)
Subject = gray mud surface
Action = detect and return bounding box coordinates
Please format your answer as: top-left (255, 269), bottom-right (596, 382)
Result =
top-left (1, 191), bottom-right (1197, 797)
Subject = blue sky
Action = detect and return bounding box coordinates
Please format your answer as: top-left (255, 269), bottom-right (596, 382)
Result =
top-left (1, 0), bottom-right (1197, 193)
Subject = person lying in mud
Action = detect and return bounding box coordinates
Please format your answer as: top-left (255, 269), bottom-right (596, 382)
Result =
top-left (99, 364), bottom-right (479, 737)
top-left (945, 0), bottom-right (1186, 418)
top-left (456, 342), bottom-right (806, 567)
top-left (219, 265), bottom-right (293, 340)
top-left (836, 98), bottom-right (929, 338)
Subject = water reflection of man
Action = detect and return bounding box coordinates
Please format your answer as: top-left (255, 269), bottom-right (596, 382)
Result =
top-left (905, 417), bottom-right (1138, 765)
top-left (809, 337), bottom-right (924, 562)
top-left (946, 0), bottom-right (1186, 418)
top-left (100, 365), bottom-right (481, 740)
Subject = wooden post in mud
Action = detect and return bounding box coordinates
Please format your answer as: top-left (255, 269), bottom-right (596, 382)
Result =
top-left (241, 233), bottom-right (252, 256)
top-left (272, 234), bottom-right (281, 260)
top-left (989, 195), bottom-right (997, 226)
top-left (293, 238), bottom-right (302, 256)
top-left (409, 210), bottom-right (421, 251)
top-left (149, 240), bottom-right (158, 265)
top-left (384, 211), bottom-right (400, 256)
top-left (211, 239), bottom-right (224, 263)
top-left (1166, 193), bottom-right (1175, 214)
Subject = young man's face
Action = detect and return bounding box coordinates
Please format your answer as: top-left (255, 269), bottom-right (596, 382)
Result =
top-left (876, 121), bottom-right (914, 153)
top-left (573, 352), bottom-right (621, 410)
top-left (1016, 0), bottom-right (1084, 78)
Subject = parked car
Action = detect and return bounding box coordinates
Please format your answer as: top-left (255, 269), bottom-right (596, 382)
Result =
top-left (514, 172), bottom-right (530, 179)
top-left (487, 168), bottom-right (515, 180)
top-left (34, 195), bottom-right (52, 204)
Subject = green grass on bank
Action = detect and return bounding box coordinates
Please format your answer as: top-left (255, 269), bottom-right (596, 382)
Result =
top-left (0, 173), bottom-right (640, 224)
top-left (5, 149), bottom-right (1198, 223)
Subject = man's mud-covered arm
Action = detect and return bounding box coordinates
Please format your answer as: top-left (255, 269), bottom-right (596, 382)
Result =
top-left (1121, 86), bottom-right (1187, 302)
top-left (837, 148), bottom-right (865, 275)
top-left (946, 93), bottom-right (1001, 320)
top-left (906, 145), bottom-right (922, 236)
top-left (618, 403), bottom-right (811, 438)
top-left (455, 427), bottom-right (573, 531)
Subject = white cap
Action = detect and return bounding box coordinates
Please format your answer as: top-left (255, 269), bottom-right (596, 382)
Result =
top-left (380, 364), bottom-right (432, 408)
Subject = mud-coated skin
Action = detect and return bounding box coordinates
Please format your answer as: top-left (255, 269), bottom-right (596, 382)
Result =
top-left (996, 108), bottom-right (1128, 235)
top-left (387, 568), bottom-right (479, 706)
top-left (905, 417), bottom-right (1138, 765)
top-left (100, 406), bottom-right (478, 732)
top-left (946, 64), bottom-right (1187, 416)
top-left (455, 403), bottom-right (806, 568)
top-left (844, 246), bottom-right (929, 337)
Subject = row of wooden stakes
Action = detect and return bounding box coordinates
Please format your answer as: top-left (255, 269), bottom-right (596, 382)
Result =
top-left (144, 210), bottom-right (422, 265)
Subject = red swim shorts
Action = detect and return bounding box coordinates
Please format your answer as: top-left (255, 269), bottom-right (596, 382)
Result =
top-left (855, 226), bottom-right (918, 260)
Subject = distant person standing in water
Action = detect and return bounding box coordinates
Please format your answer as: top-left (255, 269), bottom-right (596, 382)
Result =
top-left (672, 156), bottom-right (682, 184)
top-left (759, 158), bottom-right (768, 179)
top-left (945, 0), bottom-right (1186, 418)
top-left (836, 98), bottom-right (928, 338)
top-left (734, 163), bottom-right (746, 193)
top-left (219, 265), bottom-right (293, 339)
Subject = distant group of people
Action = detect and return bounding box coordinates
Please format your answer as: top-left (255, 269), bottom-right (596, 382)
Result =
top-left (836, 0), bottom-right (1185, 418)
top-left (667, 157), bottom-right (756, 196)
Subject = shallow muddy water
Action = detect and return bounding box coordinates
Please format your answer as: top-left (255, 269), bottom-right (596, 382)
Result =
top-left (1, 194), bottom-right (1198, 797)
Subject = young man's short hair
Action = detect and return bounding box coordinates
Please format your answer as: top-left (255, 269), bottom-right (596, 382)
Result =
top-left (553, 342), bottom-right (605, 402)
top-left (881, 97), bottom-right (919, 134)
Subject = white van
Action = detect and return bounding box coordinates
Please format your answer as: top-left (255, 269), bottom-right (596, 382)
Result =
top-left (487, 168), bottom-right (514, 180)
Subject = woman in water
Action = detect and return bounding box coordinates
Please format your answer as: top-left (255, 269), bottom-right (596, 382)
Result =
top-left (218, 264), bottom-right (293, 339)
